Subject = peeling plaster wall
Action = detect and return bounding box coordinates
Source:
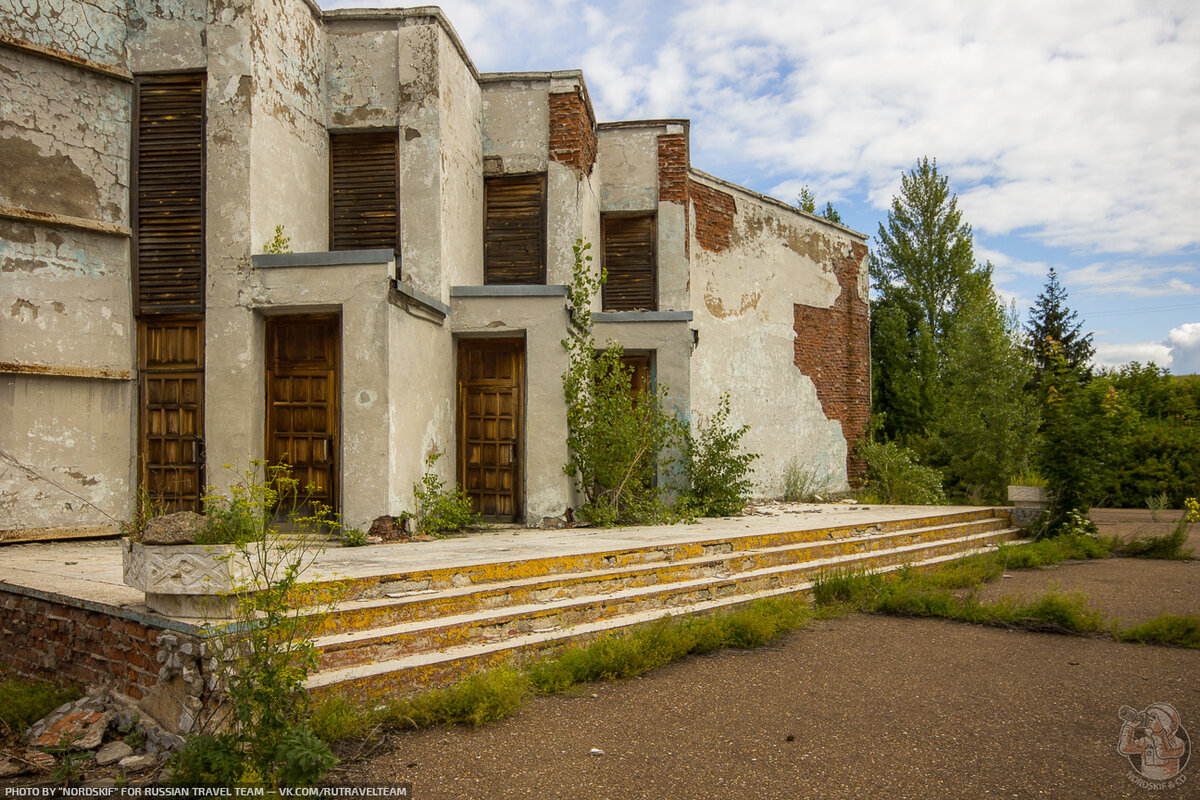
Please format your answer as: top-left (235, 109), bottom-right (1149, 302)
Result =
top-left (395, 20), bottom-right (441, 296)
top-left (248, 0), bottom-right (326, 253)
top-left (388, 312), bottom-right (453, 514)
top-left (450, 295), bottom-right (573, 523)
top-left (326, 21), bottom-right (399, 128)
top-left (0, 375), bottom-right (132, 533)
top-left (1, 220), bottom-right (131, 368)
top-left (125, 0), bottom-right (206, 73)
top-left (481, 80), bottom-right (548, 176)
top-left (595, 123), bottom-right (688, 312)
top-left (0, 0), bottom-right (128, 68)
top-left (1, 5), bottom-right (136, 535)
top-left (0, 47), bottom-right (129, 225)
top-left (597, 127), bottom-right (657, 213)
top-left (437, 23), bottom-right (482, 295)
top-left (689, 173), bottom-right (864, 497)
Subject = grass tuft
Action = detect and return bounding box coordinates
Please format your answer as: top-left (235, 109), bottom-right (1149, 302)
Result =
top-left (1115, 615), bottom-right (1200, 648)
top-left (0, 675), bottom-right (80, 734)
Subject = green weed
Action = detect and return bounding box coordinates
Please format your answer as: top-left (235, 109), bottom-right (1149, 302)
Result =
top-left (1115, 615), bottom-right (1200, 648)
top-left (0, 676), bottom-right (80, 733)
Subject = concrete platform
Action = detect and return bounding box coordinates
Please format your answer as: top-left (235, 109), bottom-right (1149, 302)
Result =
top-left (0, 503), bottom-right (995, 616)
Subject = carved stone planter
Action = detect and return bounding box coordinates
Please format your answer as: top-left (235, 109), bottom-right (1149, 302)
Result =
top-left (121, 540), bottom-right (253, 618)
top-left (1007, 484), bottom-right (1049, 527)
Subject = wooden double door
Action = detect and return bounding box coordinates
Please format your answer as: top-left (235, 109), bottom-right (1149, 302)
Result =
top-left (457, 339), bottom-right (524, 521)
top-left (265, 315), bottom-right (340, 512)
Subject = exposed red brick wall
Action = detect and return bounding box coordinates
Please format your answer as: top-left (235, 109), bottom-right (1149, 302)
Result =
top-left (793, 241), bottom-right (871, 484)
top-left (689, 178), bottom-right (736, 253)
top-left (657, 133), bottom-right (688, 204)
top-left (548, 88), bottom-right (597, 176)
top-left (0, 590), bottom-right (161, 700)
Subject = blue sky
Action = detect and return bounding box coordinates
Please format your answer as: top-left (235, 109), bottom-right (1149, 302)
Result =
top-left (319, 0), bottom-right (1200, 373)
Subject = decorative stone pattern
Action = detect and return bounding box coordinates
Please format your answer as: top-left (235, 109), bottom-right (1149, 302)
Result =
top-left (689, 178), bottom-right (736, 253)
top-left (548, 87), bottom-right (597, 176)
top-left (792, 241), bottom-right (871, 484)
top-left (121, 540), bottom-right (250, 595)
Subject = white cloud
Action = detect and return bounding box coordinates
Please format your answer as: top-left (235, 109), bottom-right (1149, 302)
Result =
top-left (1094, 322), bottom-right (1200, 373)
top-left (1167, 322), bottom-right (1200, 374)
top-left (1093, 341), bottom-right (1173, 368)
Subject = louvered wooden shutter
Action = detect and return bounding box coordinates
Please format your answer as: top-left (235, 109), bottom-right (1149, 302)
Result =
top-left (484, 175), bottom-right (546, 284)
top-left (134, 74), bottom-right (206, 315)
top-left (330, 132), bottom-right (399, 251)
top-left (602, 214), bottom-right (657, 311)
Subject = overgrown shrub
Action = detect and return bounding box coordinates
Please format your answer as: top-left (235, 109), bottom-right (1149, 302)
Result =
top-left (562, 241), bottom-right (682, 525)
top-left (413, 453), bottom-right (478, 535)
top-left (856, 439), bottom-right (946, 505)
top-left (679, 393), bottom-right (758, 517)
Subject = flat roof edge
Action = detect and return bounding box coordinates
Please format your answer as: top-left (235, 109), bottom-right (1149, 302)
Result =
top-left (688, 167), bottom-right (867, 240)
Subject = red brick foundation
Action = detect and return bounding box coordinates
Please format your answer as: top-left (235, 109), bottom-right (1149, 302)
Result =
top-left (793, 241), bottom-right (871, 484)
top-left (0, 588), bottom-right (168, 700)
top-left (549, 88), bottom-right (597, 176)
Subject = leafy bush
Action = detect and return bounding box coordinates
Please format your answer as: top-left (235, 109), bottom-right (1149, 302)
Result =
top-left (340, 527), bottom-right (368, 547)
top-left (562, 241), bottom-right (682, 525)
top-left (413, 453), bottom-right (478, 534)
top-left (856, 439), bottom-right (946, 505)
top-left (168, 466), bottom-right (339, 789)
top-left (680, 394), bottom-right (758, 517)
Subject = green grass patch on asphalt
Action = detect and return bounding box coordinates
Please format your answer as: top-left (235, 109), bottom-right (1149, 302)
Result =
top-left (1114, 614), bottom-right (1200, 648)
top-left (311, 595), bottom-right (811, 742)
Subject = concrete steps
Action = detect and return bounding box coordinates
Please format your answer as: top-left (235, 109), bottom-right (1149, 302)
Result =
top-left (303, 508), bottom-right (1021, 700)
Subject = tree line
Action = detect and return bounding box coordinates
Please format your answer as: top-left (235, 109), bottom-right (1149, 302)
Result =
top-left (862, 157), bottom-right (1200, 529)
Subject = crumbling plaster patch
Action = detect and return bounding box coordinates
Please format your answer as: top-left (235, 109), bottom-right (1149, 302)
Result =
top-left (327, 27), bottom-right (399, 127)
top-left (0, 48), bottom-right (129, 224)
top-left (0, 220), bottom-right (131, 368)
top-left (0, 0), bottom-right (129, 68)
top-left (0, 375), bottom-right (133, 531)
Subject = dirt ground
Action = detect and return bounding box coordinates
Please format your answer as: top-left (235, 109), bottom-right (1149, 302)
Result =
top-left (332, 510), bottom-right (1200, 800)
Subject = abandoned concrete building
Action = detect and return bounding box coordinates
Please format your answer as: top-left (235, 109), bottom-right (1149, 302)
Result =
top-left (0, 0), bottom-right (870, 538)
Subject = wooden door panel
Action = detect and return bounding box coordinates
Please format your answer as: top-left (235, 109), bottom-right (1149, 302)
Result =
top-left (458, 339), bottom-right (523, 521)
top-left (138, 318), bottom-right (204, 513)
top-left (266, 316), bottom-right (339, 512)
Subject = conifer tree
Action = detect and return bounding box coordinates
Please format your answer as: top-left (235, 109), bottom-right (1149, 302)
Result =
top-left (1026, 267), bottom-right (1094, 385)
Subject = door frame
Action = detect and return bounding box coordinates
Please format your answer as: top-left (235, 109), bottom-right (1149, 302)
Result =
top-left (263, 313), bottom-right (342, 515)
top-left (455, 336), bottom-right (526, 522)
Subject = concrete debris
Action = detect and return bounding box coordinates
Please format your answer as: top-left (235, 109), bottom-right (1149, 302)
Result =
top-left (95, 740), bottom-right (133, 766)
top-left (589, 748), bottom-right (604, 756)
top-left (118, 753), bottom-right (157, 773)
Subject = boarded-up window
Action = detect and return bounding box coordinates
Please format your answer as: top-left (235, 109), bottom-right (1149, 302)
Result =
top-left (134, 74), bottom-right (205, 315)
top-left (602, 214), bottom-right (656, 311)
top-left (484, 175), bottom-right (546, 284)
top-left (330, 131), bottom-right (399, 251)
